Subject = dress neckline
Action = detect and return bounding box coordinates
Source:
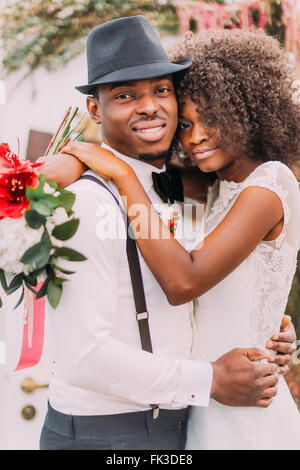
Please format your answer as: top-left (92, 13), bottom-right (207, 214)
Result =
top-left (218, 160), bottom-right (283, 188)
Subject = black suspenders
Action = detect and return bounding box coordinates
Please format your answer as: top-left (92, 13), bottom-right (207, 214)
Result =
top-left (79, 175), bottom-right (159, 418)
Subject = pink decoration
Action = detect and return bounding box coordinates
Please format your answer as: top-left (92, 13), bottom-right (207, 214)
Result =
top-left (240, 3), bottom-right (250, 29)
top-left (15, 282), bottom-right (46, 370)
top-left (258, 11), bottom-right (267, 30)
top-left (177, 4), bottom-right (193, 35)
top-left (176, 1), bottom-right (270, 34)
top-left (176, 0), bottom-right (300, 76)
top-left (282, 0), bottom-right (300, 58)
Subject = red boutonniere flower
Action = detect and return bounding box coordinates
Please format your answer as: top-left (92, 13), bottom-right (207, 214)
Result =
top-left (0, 143), bottom-right (43, 219)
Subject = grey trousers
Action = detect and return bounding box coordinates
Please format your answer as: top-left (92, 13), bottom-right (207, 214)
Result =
top-left (40, 402), bottom-right (190, 450)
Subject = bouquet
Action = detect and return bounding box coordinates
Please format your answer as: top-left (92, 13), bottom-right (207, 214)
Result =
top-left (0, 107), bottom-right (87, 309)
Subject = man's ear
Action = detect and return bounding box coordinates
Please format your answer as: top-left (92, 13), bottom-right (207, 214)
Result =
top-left (86, 96), bottom-right (102, 125)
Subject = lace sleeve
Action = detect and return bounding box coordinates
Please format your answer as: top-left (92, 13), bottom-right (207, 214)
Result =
top-left (239, 161), bottom-right (300, 249)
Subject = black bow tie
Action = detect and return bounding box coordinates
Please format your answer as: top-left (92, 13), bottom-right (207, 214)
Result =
top-left (152, 168), bottom-right (184, 204)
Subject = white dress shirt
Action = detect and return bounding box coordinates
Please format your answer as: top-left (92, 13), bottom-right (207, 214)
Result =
top-left (47, 143), bottom-right (213, 415)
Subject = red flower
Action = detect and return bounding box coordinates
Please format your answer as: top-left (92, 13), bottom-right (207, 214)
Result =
top-left (0, 143), bottom-right (43, 219)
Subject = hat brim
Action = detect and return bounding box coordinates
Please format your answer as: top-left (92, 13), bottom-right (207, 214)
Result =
top-left (75, 58), bottom-right (192, 95)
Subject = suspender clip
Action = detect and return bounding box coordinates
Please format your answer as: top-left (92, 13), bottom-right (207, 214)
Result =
top-left (151, 404), bottom-right (160, 420)
top-left (136, 311), bottom-right (149, 321)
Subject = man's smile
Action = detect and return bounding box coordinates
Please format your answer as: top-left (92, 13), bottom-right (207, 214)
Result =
top-left (132, 121), bottom-right (167, 143)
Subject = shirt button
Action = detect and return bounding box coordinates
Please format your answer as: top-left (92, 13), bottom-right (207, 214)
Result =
top-left (191, 394), bottom-right (196, 399)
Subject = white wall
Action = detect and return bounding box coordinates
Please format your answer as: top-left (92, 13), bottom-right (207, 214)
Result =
top-left (0, 52), bottom-right (88, 155)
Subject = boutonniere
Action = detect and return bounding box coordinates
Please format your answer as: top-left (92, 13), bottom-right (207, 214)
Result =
top-left (156, 205), bottom-right (181, 234)
top-left (168, 209), bottom-right (181, 234)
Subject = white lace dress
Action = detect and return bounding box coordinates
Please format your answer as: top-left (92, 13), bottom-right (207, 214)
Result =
top-left (186, 161), bottom-right (300, 450)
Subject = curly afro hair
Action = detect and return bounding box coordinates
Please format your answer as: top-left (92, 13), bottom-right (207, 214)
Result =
top-left (169, 29), bottom-right (300, 166)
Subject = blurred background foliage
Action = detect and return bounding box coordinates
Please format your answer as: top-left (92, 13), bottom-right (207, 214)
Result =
top-left (1, 0), bottom-right (179, 78)
top-left (2, 0), bottom-right (299, 78)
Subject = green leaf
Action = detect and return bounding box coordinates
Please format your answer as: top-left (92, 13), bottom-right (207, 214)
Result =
top-left (35, 276), bottom-right (53, 300)
top-left (0, 295), bottom-right (2, 308)
top-left (24, 282), bottom-right (38, 295)
top-left (26, 179), bottom-right (46, 201)
top-left (25, 186), bottom-right (36, 201)
top-left (0, 269), bottom-right (8, 292)
top-left (46, 264), bottom-right (55, 278)
top-left (24, 273), bottom-right (38, 287)
top-left (53, 247), bottom-right (87, 262)
top-left (56, 190), bottom-right (76, 212)
top-left (14, 287), bottom-right (25, 309)
top-left (25, 210), bottom-right (46, 229)
top-left (53, 276), bottom-right (68, 286)
top-left (30, 200), bottom-right (52, 216)
top-left (38, 174), bottom-right (46, 187)
top-left (7, 274), bottom-right (24, 295)
top-left (21, 239), bottom-right (51, 269)
top-left (30, 194), bottom-right (60, 217)
top-left (47, 279), bottom-right (63, 309)
top-left (27, 266), bottom-right (47, 280)
top-left (41, 228), bottom-right (51, 246)
top-left (52, 219), bottom-right (79, 241)
top-left (52, 264), bottom-right (75, 275)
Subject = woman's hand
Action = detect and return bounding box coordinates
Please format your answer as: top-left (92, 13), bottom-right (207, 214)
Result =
top-left (61, 142), bottom-right (133, 183)
top-left (35, 153), bottom-right (87, 188)
top-left (266, 315), bottom-right (297, 375)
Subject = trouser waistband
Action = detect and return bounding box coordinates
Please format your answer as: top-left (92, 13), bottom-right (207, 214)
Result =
top-left (45, 401), bottom-right (190, 437)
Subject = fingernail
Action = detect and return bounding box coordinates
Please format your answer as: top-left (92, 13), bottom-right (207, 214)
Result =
top-left (266, 341), bottom-right (273, 348)
top-left (272, 335), bottom-right (279, 340)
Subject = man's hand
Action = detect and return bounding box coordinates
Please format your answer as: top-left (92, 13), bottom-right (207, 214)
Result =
top-left (35, 153), bottom-right (87, 188)
top-left (266, 315), bottom-right (297, 375)
top-left (211, 348), bottom-right (279, 408)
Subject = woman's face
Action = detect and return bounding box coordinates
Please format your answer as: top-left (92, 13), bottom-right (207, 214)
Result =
top-left (178, 95), bottom-right (236, 173)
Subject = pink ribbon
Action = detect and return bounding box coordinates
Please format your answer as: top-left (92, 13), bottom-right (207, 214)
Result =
top-left (15, 282), bottom-right (45, 371)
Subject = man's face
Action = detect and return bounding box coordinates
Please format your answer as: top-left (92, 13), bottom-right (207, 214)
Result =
top-left (87, 75), bottom-right (178, 165)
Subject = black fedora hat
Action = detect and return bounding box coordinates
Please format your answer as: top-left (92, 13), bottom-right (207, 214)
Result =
top-left (75, 15), bottom-right (192, 95)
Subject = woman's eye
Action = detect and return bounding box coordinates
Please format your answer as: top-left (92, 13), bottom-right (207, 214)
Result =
top-left (156, 87), bottom-right (170, 94)
top-left (178, 121), bottom-right (191, 131)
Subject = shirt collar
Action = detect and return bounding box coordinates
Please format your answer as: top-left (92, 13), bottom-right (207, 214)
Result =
top-left (101, 142), bottom-right (166, 193)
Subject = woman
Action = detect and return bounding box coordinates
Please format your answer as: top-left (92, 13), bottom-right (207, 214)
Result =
top-left (59, 30), bottom-right (300, 449)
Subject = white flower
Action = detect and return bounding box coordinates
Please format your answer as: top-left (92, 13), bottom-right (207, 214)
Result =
top-left (43, 183), bottom-right (56, 194)
top-left (0, 217), bottom-right (43, 275)
top-left (45, 206), bottom-right (68, 232)
top-left (154, 203), bottom-right (181, 232)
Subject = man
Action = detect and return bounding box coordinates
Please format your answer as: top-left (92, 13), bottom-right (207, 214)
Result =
top-left (39, 16), bottom-right (296, 450)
